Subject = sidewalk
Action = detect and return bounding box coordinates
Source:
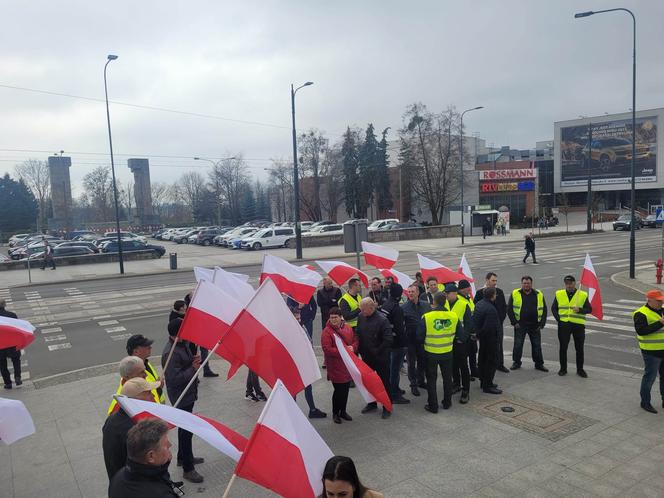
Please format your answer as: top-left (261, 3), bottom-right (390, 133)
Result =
top-left (1, 221), bottom-right (595, 288)
top-left (2, 353), bottom-right (663, 498)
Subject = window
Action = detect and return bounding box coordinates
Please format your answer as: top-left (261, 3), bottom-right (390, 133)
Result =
top-left (275, 229), bottom-right (292, 236)
top-left (262, 231), bottom-right (272, 238)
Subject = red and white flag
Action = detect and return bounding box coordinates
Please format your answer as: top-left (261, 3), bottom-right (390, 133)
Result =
top-left (116, 395), bottom-right (247, 462)
top-left (378, 268), bottom-right (414, 291)
top-left (0, 397), bottom-right (35, 445)
top-left (178, 280), bottom-right (244, 372)
top-left (333, 335), bottom-right (393, 412)
top-left (457, 253), bottom-right (476, 297)
top-left (221, 278), bottom-right (321, 395)
top-left (260, 254), bottom-right (322, 304)
top-left (417, 254), bottom-right (472, 284)
top-left (0, 316), bottom-right (35, 350)
top-left (301, 264), bottom-right (317, 272)
top-left (234, 379), bottom-right (333, 498)
top-left (213, 266), bottom-right (254, 305)
top-left (361, 241), bottom-right (398, 269)
top-left (195, 265), bottom-right (250, 284)
top-left (316, 260), bottom-right (369, 288)
top-left (579, 253), bottom-right (603, 320)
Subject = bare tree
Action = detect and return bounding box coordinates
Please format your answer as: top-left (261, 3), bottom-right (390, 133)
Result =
top-left (176, 171), bottom-right (206, 220)
top-left (399, 103), bottom-right (461, 225)
top-left (319, 145), bottom-right (344, 222)
top-left (298, 129), bottom-right (328, 221)
top-left (267, 159), bottom-right (293, 222)
top-left (215, 156), bottom-right (250, 224)
top-left (556, 193), bottom-right (571, 232)
top-left (82, 166), bottom-right (113, 221)
top-left (117, 179), bottom-right (134, 222)
top-left (151, 181), bottom-right (170, 218)
top-left (15, 159), bottom-right (50, 229)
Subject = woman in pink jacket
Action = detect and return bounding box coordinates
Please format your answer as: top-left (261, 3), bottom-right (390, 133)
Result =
top-left (321, 307), bottom-right (359, 424)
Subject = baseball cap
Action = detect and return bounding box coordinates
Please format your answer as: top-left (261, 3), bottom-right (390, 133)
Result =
top-left (126, 334), bottom-right (154, 355)
top-left (444, 283), bottom-right (458, 293)
top-left (646, 289), bottom-right (664, 301)
top-left (120, 377), bottom-right (161, 398)
top-left (563, 275), bottom-right (576, 282)
top-left (457, 280), bottom-right (471, 290)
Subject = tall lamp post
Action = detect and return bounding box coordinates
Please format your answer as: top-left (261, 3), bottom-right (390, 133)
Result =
top-left (575, 7), bottom-right (637, 278)
top-left (103, 54), bottom-right (124, 275)
top-left (291, 81), bottom-right (313, 259)
top-left (459, 106), bottom-right (484, 245)
top-left (193, 156), bottom-right (237, 225)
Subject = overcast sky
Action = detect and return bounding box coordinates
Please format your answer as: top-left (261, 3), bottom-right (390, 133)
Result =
top-left (1, 0), bottom-right (663, 195)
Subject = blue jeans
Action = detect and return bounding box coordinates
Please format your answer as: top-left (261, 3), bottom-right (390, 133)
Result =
top-left (640, 351), bottom-right (664, 405)
top-left (389, 347), bottom-right (406, 397)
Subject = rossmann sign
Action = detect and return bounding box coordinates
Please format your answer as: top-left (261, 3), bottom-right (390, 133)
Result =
top-left (479, 168), bottom-right (537, 181)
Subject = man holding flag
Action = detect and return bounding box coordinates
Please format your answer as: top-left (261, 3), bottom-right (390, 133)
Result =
top-left (551, 276), bottom-right (591, 378)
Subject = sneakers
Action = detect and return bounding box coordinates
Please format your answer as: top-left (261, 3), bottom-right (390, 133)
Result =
top-left (183, 470), bottom-right (204, 483)
top-left (308, 408), bottom-right (327, 419)
top-left (245, 393), bottom-right (259, 402)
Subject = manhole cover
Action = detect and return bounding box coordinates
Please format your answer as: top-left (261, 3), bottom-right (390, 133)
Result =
top-left (501, 406), bottom-right (515, 413)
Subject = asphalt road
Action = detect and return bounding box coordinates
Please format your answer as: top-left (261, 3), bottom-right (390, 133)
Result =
top-left (4, 228), bottom-right (662, 381)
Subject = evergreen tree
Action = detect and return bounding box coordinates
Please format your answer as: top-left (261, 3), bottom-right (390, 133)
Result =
top-left (375, 127), bottom-right (393, 213)
top-left (192, 189), bottom-right (217, 224)
top-left (357, 123), bottom-right (379, 218)
top-left (254, 179), bottom-right (271, 220)
top-left (240, 183), bottom-right (256, 222)
top-left (0, 173), bottom-right (38, 234)
top-left (341, 127), bottom-right (360, 217)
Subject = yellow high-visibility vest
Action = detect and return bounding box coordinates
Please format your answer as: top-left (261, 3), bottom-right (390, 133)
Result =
top-left (458, 294), bottom-right (475, 312)
top-left (450, 298), bottom-right (468, 321)
top-left (555, 289), bottom-right (588, 325)
top-left (340, 293), bottom-right (362, 328)
top-left (422, 310), bottom-right (458, 354)
top-left (511, 289), bottom-right (544, 322)
top-left (106, 360), bottom-right (163, 415)
top-left (633, 305), bottom-right (664, 351)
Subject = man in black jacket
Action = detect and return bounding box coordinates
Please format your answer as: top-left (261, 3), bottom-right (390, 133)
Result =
top-left (472, 287), bottom-right (503, 394)
top-left (507, 276), bottom-right (548, 372)
top-left (424, 276), bottom-right (439, 305)
top-left (0, 299), bottom-right (21, 389)
top-left (357, 297), bottom-right (393, 419)
top-left (369, 277), bottom-right (386, 306)
top-left (402, 284), bottom-right (431, 397)
top-left (161, 318), bottom-right (204, 483)
top-left (102, 377), bottom-right (161, 480)
top-left (109, 418), bottom-right (182, 498)
top-left (523, 234), bottom-right (538, 264)
top-left (380, 283), bottom-right (409, 404)
top-left (474, 272), bottom-right (509, 374)
top-left (316, 277), bottom-right (342, 328)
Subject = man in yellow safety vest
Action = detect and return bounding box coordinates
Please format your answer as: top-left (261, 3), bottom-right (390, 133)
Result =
top-left (417, 292), bottom-right (463, 413)
top-left (633, 289), bottom-right (664, 414)
top-left (340, 278), bottom-right (363, 330)
top-left (507, 276), bottom-right (548, 372)
top-left (552, 275), bottom-right (591, 378)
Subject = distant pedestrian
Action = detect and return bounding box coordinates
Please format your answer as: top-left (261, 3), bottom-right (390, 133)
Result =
top-left (482, 218), bottom-right (492, 239)
top-left (0, 299), bottom-right (21, 389)
top-left (40, 237), bottom-right (56, 270)
top-left (507, 276), bottom-right (548, 372)
top-left (472, 287), bottom-right (503, 394)
top-left (633, 289), bottom-right (664, 414)
top-left (317, 277), bottom-right (343, 328)
top-left (523, 234), bottom-right (538, 264)
top-left (552, 275), bottom-right (591, 378)
top-left (402, 284), bottom-right (430, 397)
top-left (321, 455), bottom-right (384, 498)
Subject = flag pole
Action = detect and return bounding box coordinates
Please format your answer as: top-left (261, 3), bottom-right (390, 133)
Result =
top-left (221, 473), bottom-right (237, 498)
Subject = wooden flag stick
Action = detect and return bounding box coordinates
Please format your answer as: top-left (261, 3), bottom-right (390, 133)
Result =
top-left (221, 473), bottom-right (237, 498)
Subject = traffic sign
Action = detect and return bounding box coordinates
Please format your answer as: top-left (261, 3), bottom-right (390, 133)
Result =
top-left (656, 208), bottom-right (664, 222)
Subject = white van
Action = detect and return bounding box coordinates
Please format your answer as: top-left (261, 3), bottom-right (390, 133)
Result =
top-left (240, 227), bottom-right (295, 250)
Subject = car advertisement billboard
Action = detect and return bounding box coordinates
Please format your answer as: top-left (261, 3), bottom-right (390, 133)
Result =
top-left (560, 116), bottom-right (657, 186)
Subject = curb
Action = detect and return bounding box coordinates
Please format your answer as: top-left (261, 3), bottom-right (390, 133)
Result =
top-left (610, 269), bottom-right (662, 295)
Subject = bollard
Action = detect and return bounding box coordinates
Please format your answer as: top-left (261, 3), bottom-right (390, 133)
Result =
top-left (169, 253), bottom-right (177, 270)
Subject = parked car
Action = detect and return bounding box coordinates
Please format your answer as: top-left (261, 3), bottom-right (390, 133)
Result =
top-left (196, 228), bottom-right (225, 246)
top-left (378, 222), bottom-right (422, 231)
top-left (8, 233), bottom-right (31, 247)
top-left (104, 231), bottom-right (147, 243)
top-left (55, 241), bottom-right (100, 253)
top-left (613, 214), bottom-right (642, 231)
top-left (101, 239), bottom-right (166, 257)
top-left (309, 220), bottom-right (333, 229)
top-left (218, 227), bottom-right (259, 247)
top-left (642, 214), bottom-right (662, 228)
top-left (343, 218), bottom-right (369, 225)
top-left (228, 230), bottom-right (257, 249)
top-left (0, 253), bottom-right (10, 262)
top-left (11, 242), bottom-right (64, 260)
top-left (173, 229), bottom-right (198, 244)
top-left (30, 246), bottom-right (95, 259)
top-left (368, 218), bottom-right (399, 231)
top-left (240, 227), bottom-right (295, 250)
top-left (160, 228), bottom-right (179, 241)
top-left (303, 224), bottom-right (343, 236)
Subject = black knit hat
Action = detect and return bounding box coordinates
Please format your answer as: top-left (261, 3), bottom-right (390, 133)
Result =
top-left (390, 283), bottom-right (403, 299)
top-left (457, 280), bottom-right (471, 290)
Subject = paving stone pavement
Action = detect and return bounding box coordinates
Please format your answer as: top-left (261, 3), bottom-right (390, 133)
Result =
top-left (2, 352), bottom-right (664, 498)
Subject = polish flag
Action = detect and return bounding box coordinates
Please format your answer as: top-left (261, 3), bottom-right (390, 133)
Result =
top-left (333, 335), bottom-right (393, 412)
top-left (234, 379), bottom-right (333, 498)
top-left (213, 266), bottom-right (254, 305)
top-left (194, 266), bottom-right (250, 284)
top-left (301, 264), bottom-right (317, 272)
top-left (260, 254), bottom-right (322, 304)
top-left (0, 398), bottom-right (35, 445)
top-left (0, 316), bottom-right (35, 350)
top-left (417, 254), bottom-right (473, 284)
top-left (579, 253), bottom-right (603, 320)
top-left (457, 254), bottom-right (477, 297)
top-left (361, 241), bottom-right (398, 269)
top-left (221, 278), bottom-right (321, 396)
top-left (316, 260), bottom-right (369, 287)
top-left (116, 395), bottom-right (247, 462)
top-left (378, 268), bottom-right (414, 291)
top-left (178, 280), bottom-right (243, 372)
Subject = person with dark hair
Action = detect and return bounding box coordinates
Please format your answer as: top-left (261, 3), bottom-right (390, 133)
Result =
top-left (340, 278), bottom-right (363, 330)
top-left (321, 307), bottom-right (358, 423)
top-left (552, 275), bottom-right (591, 378)
top-left (474, 272), bottom-right (509, 374)
top-left (523, 233), bottom-right (538, 264)
top-left (414, 272), bottom-right (426, 296)
top-left (446, 283), bottom-right (472, 404)
top-left (472, 286), bottom-right (503, 394)
top-left (369, 277), bottom-right (385, 306)
top-left (320, 456), bottom-right (383, 498)
top-left (418, 292), bottom-right (462, 413)
top-left (424, 276), bottom-right (439, 305)
top-left (161, 318), bottom-right (204, 483)
top-left (168, 300), bottom-right (186, 322)
top-left (380, 283), bottom-right (409, 404)
top-left (0, 299), bottom-right (21, 389)
top-left (507, 276), bottom-right (548, 372)
top-left (401, 284), bottom-right (430, 397)
top-left (287, 295), bottom-right (317, 340)
top-left (109, 419), bottom-right (182, 497)
top-left (317, 277), bottom-right (343, 328)
top-left (40, 237), bottom-right (56, 270)
top-left (178, 293), bottom-right (219, 378)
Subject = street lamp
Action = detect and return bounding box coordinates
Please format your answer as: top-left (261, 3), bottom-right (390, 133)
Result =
top-left (104, 54), bottom-right (124, 275)
top-left (291, 81), bottom-right (313, 259)
top-left (459, 106), bottom-right (484, 245)
top-left (575, 7), bottom-right (637, 278)
top-left (193, 156), bottom-right (236, 226)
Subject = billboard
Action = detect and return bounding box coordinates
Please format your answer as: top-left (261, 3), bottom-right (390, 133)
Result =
top-left (479, 168), bottom-right (536, 180)
top-left (560, 116), bottom-right (657, 186)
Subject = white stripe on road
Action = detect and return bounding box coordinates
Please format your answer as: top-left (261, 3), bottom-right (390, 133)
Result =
top-left (98, 320), bottom-right (119, 326)
top-left (106, 326), bottom-right (127, 333)
top-left (44, 334), bottom-right (67, 343)
top-left (110, 333), bottom-right (133, 341)
top-left (48, 343), bottom-right (72, 351)
top-left (41, 327), bottom-right (62, 334)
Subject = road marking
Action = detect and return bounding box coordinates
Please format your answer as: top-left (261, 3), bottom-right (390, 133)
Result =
top-left (98, 320), bottom-right (119, 326)
top-left (604, 303), bottom-right (639, 310)
top-left (48, 343), bottom-right (72, 351)
top-left (93, 315), bottom-right (111, 320)
top-left (110, 333), bottom-right (133, 341)
top-left (106, 326), bottom-right (127, 333)
top-left (44, 334), bottom-right (67, 342)
top-left (617, 299), bottom-right (644, 304)
top-left (41, 327), bottom-right (62, 334)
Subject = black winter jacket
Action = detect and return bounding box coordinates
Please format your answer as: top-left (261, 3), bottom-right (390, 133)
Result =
top-left (161, 339), bottom-right (198, 407)
top-left (357, 311), bottom-right (393, 360)
top-left (316, 286), bottom-right (343, 324)
top-left (401, 299), bottom-right (431, 344)
top-left (472, 299), bottom-right (502, 342)
top-left (379, 297), bottom-right (406, 348)
top-left (474, 287), bottom-right (507, 323)
top-left (102, 408), bottom-right (134, 480)
top-left (108, 459), bottom-right (180, 498)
